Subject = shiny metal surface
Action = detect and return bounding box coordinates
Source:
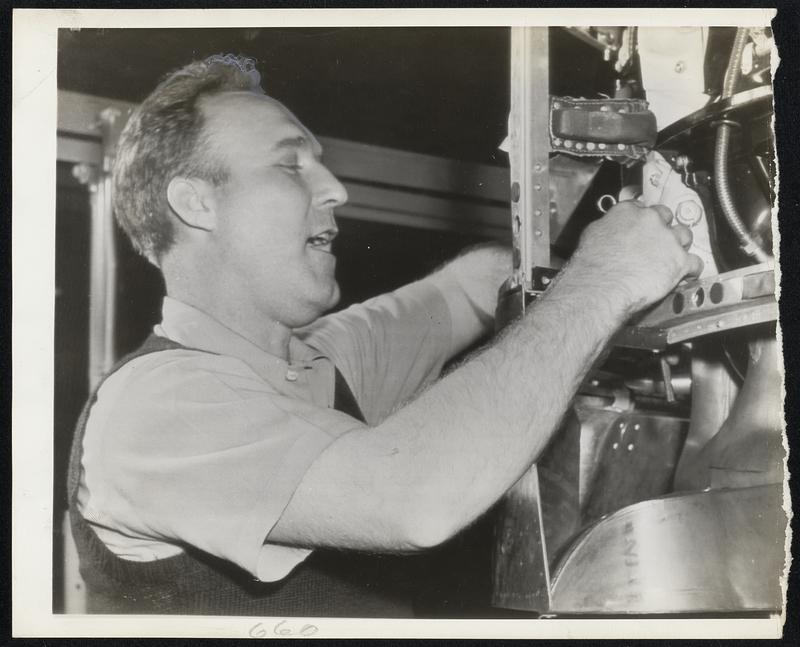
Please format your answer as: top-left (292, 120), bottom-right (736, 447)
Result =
top-left (674, 339), bottom-right (740, 490)
top-left (493, 465), bottom-right (551, 612)
top-left (580, 413), bottom-right (688, 524)
top-left (676, 334), bottom-right (783, 490)
top-left (614, 262), bottom-right (777, 350)
top-left (549, 484), bottom-right (787, 614)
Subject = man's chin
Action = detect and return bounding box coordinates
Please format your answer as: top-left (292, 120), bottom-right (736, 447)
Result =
top-left (324, 283), bottom-right (341, 312)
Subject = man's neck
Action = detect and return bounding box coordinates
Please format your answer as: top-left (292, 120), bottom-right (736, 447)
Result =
top-left (163, 285), bottom-right (293, 361)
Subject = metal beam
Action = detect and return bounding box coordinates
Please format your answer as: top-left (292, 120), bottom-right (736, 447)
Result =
top-left (507, 27), bottom-right (551, 291)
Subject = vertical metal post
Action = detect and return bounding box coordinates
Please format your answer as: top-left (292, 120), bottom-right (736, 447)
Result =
top-left (64, 106), bottom-right (124, 614)
top-left (88, 107), bottom-right (123, 387)
top-left (493, 27), bottom-right (553, 614)
top-left (508, 26), bottom-right (551, 295)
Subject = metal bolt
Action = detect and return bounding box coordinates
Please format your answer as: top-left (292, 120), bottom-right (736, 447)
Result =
top-left (553, 102), bottom-right (561, 110)
top-left (675, 154), bottom-right (691, 171)
top-left (541, 276), bottom-right (551, 285)
top-left (600, 105), bottom-right (610, 112)
top-left (627, 443), bottom-right (635, 452)
top-left (619, 422), bottom-right (625, 429)
top-left (587, 142), bottom-right (596, 151)
top-left (534, 229), bottom-right (543, 237)
top-left (612, 442), bottom-right (619, 450)
top-left (564, 140), bottom-right (574, 148)
top-left (617, 143), bottom-right (626, 151)
top-left (534, 163), bottom-right (543, 172)
top-left (676, 200), bottom-right (703, 226)
top-left (575, 142), bottom-right (584, 150)
top-left (534, 209), bottom-right (542, 217)
top-left (599, 143), bottom-right (607, 150)
top-left (590, 379), bottom-right (599, 387)
top-left (554, 138), bottom-right (563, 146)
top-left (634, 423), bottom-right (640, 431)
top-left (534, 184), bottom-right (542, 191)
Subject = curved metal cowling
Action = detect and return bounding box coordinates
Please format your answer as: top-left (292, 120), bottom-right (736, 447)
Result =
top-left (549, 483), bottom-right (787, 614)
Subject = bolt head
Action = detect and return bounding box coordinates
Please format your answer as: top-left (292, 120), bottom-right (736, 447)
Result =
top-left (676, 200), bottom-right (703, 226)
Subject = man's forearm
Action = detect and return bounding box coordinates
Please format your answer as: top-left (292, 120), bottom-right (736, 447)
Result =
top-left (271, 201), bottom-right (698, 551)
top-left (272, 260), bottom-right (627, 550)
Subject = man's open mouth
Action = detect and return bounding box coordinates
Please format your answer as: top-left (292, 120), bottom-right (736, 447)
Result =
top-left (306, 230), bottom-right (337, 251)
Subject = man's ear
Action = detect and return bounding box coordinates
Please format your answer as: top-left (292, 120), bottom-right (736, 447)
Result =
top-left (166, 177), bottom-right (217, 231)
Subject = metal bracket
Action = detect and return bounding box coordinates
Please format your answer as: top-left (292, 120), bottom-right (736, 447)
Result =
top-left (550, 96), bottom-right (657, 161)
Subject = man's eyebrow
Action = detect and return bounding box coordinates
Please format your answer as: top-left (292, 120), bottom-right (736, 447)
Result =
top-left (272, 135), bottom-right (323, 158)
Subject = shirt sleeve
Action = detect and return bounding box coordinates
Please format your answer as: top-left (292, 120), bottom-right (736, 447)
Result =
top-left (79, 349), bottom-right (362, 582)
top-left (298, 278), bottom-right (458, 425)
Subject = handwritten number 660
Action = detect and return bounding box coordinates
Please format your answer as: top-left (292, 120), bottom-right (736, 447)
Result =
top-left (249, 620), bottom-right (319, 638)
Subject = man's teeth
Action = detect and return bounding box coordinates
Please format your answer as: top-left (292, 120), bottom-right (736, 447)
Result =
top-left (307, 235), bottom-right (331, 247)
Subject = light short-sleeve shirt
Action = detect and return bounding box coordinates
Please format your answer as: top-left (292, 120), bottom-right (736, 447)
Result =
top-left (77, 278), bottom-right (462, 582)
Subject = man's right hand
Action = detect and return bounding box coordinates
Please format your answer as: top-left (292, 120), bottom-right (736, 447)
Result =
top-left (568, 200), bottom-right (704, 317)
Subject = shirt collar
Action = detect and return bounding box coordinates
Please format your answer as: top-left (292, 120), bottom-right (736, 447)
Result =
top-left (154, 296), bottom-right (330, 385)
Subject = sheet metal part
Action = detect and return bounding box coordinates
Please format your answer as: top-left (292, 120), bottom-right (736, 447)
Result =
top-left (548, 154), bottom-right (602, 242)
top-left (493, 464), bottom-right (552, 612)
top-left (675, 334), bottom-right (783, 491)
top-left (614, 263), bottom-right (777, 350)
top-left (674, 340), bottom-right (741, 491)
top-left (549, 484), bottom-right (786, 614)
top-left (579, 413), bottom-right (688, 524)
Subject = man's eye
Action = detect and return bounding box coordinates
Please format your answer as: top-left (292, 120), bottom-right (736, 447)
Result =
top-left (277, 155), bottom-right (303, 173)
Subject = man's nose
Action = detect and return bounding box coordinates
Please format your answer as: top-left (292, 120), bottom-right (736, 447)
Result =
top-left (313, 163), bottom-right (349, 208)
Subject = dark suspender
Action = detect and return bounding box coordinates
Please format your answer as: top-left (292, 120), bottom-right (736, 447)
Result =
top-left (68, 333), bottom-right (418, 616)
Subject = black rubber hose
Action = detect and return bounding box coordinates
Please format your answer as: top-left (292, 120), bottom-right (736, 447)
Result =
top-left (713, 27), bottom-right (772, 263)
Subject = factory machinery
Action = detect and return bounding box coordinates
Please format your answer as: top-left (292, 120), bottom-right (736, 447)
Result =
top-left (493, 26), bottom-right (785, 615)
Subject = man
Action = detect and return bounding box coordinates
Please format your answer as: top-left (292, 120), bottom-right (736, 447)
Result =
top-left (68, 54), bottom-right (701, 616)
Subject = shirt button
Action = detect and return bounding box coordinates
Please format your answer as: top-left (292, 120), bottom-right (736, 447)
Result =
top-left (285, 369), bottom-right (299, 382)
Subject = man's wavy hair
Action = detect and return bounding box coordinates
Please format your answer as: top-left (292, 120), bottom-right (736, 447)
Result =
top-left (113, 54), bottom-right (264, 264)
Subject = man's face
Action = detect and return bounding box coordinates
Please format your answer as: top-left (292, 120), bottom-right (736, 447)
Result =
top-left (200, 92), bottom-right (348, 328)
